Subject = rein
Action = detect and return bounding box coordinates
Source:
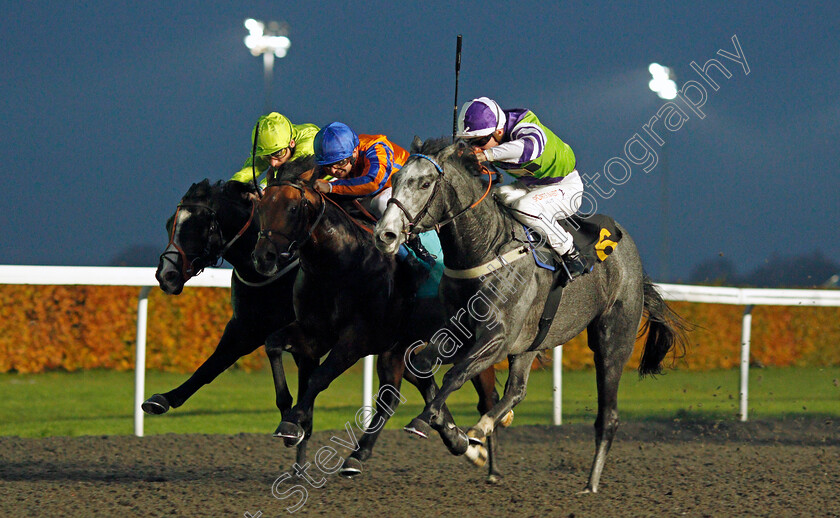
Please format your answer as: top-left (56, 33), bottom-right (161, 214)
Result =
top-left (387, 153), bottom-right (493, 237)
top-left (160, 200), bottom-right (257, 281)
top-left (321, 195), bottom-right (375, 235)
top-left (258, 182), bottom-right (328, 258)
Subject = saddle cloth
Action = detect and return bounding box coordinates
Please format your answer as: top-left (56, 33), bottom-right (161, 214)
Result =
top-left (557, 214), bottom-right (623, 271)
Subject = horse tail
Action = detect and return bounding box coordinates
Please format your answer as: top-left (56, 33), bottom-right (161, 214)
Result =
top-left (638, 274), bottom-right (691, 377)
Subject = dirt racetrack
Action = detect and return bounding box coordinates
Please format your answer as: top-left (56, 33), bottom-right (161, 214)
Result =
top-left (1, 417), bottom-right (838, 517)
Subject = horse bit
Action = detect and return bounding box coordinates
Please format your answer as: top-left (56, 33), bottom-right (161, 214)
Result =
top-left (257, 181), bottom-right (327, 260)
top-left (160, 201), bottom-right (256, 281)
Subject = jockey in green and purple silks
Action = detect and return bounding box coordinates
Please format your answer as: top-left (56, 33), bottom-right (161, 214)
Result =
top-left (457, 96), bottom-right (588, 278)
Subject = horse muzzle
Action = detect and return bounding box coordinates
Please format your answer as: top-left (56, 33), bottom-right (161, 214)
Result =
top-left (155, 259), bottom-right (185, 295)
top-left (252, 238), bottom-right (290, 276)
top-left (374, 208), bottom-right (407, 255)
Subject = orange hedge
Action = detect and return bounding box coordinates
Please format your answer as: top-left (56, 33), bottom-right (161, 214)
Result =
top-left (0, 285), bottom-right (263, 374)
top-left (1, 286), bottom-right (838, 373)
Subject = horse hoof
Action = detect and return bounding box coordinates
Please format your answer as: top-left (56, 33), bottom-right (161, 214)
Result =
top-left (404, 418), bottom-right (432, 439)
top-left (466, 427), bottom-right (486, 446)
top-left (500, 409), bottom-right (514, 428)
top-left (576, 487), bottom-right (596, 495)
top-left (486, 473), bottom-right (502, 485)
top-left (445, 428), bottom-right (469, 456)
top-left (464, 443), bottom-right (488, 467)
top-left (339, 457), bottom-right (363, 478)
top-left (141, 394), bottom-right (170, 415)
top-left (273, 422), bottom-right (305, 447)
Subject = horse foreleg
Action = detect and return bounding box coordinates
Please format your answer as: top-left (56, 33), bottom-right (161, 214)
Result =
top-left (143, 319), bottom-right (260, 414)
top-left (277, 343), bottom-right (361, 451)
top-left (293, 354), bottom-right (319, 466)
top-left (466, 367), bottom-right (503, 482)
top-left (265, 326), bottom-right (294, 420)
top-left (418, 336), bottom-right (507, 456)
top-left (340, 349), bottom-right (407, 477)
top-left (469, 351), bottom-right (538, 445)
top-left (402, 365), bottom-right (461, 443)
top-left (267, 321), bottom-right (321, 451)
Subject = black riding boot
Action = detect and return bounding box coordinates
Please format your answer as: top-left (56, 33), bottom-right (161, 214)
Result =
top-left (560, 246), bottom-right (589, 282)
top-left (405, 236), bottom-right (436, 267)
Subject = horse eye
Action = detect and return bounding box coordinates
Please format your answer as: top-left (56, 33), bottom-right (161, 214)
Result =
top-left (420, 181), bottom-right (432, 189)
top-left (289, 206), bottom-right (298, 213)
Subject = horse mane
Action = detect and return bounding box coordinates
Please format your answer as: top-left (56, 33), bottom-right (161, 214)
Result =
top-left (271, 156), bottom-right (318, 185)
top-left (411, 137), bottom-right (484, 177)
top-left (178, 178), bottom-right (257, 215)
top-left (183, 179), bottom-right (224, 203)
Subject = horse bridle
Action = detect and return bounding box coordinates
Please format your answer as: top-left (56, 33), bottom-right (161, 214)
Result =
top-left (257, 181), bottom-right (327, 259)
top-left (160, 200), bottom-right (256, 281)
top-left (386, 153), bottom-right (493, 238)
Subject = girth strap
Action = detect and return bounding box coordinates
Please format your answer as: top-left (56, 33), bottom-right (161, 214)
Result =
top-left (525, 268), bottom-right (566, 352)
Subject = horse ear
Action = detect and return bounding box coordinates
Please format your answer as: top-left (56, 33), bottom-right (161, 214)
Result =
top-left (410, 135), bottom-right (423, 153)
top-left (299, 168), bottom-right (315, 183)
top-left (453, 139), bottom-right (473, 158)
top-left (224, 179), bottom-right (256, 201)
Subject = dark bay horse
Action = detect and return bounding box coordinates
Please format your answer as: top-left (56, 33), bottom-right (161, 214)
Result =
top-left (252, 176), bottom-right (506, 479)
top-left (148, 165), bottom-right (314, 466)
top-left (374, 138), bottom-right (689, 493)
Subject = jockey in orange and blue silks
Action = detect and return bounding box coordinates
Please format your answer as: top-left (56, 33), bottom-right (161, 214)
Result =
top-left (312, 122), bottom-right (409, 218)
top-left (313, 122), bottom-right (437, 270)
top-left (457, 96), bottom-right (588, 278)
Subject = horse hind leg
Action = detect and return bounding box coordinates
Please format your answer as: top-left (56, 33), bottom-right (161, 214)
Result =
top-left (583, 310), bottom-right (638, 494)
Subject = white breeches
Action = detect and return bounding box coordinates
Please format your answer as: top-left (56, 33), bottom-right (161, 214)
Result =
top-left (358, 187), bottom-right (392, 218)
top-left (494, 170), bottom-right (583, 255)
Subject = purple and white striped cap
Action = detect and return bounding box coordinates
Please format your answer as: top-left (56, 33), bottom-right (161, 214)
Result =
top-left (456, 97), bottom-right (506, 138)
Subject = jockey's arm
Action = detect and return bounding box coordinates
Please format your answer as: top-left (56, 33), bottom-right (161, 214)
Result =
top-left (327, 143), bottom-right (393, 197)
top-left (230, 156), bottom-right (271, 183)
top-left (484, 122), bottom-right (547, 165)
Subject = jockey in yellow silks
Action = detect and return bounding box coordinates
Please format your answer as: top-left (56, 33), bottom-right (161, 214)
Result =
top-left (230, 112), bottom-right (320, 185)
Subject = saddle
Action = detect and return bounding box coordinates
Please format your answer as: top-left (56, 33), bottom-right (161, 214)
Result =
top-left (524, 214), bottom-right (623, 275)
top-left (523, 213), bottom-right (623, 352)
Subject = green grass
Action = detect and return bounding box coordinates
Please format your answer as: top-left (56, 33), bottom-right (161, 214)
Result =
top-left (1, 361), bottom-right (838, 438)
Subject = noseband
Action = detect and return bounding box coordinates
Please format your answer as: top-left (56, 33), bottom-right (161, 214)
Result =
top-left (386, 153), bottom-right (493, 237)
top-left (257, 181), bottom-right (327, 259)
top-left (160, 200), bottom-right (257, 281)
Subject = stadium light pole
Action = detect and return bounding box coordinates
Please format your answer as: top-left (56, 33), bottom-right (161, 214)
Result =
top-left (244, 18), bottom-right (291, 114)
top-left (648, 63), bottom-right (677, 282)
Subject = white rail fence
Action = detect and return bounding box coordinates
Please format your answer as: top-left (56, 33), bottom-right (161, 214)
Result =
top-left (1, 265), bottom-right (839, 437)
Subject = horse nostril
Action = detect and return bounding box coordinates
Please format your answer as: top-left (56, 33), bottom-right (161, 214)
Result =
top-left (253, 249), bottom-right (276, 267)
top-left (379, 231), bottom-right (397, 244)
top-left (164, 270), bottom-right (179, 283)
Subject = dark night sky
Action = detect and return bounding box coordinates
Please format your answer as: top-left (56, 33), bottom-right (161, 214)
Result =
top-left (2, 1), bottom-right (838, 282)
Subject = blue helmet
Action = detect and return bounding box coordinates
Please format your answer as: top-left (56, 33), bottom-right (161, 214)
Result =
top-left (314, 122), bottom-right (360, 165)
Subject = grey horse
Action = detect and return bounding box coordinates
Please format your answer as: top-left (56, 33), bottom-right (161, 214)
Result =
top-left (374, 138), bottom-right (688, 493)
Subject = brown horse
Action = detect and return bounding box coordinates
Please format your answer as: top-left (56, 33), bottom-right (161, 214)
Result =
top-left (252, 174), bottom-right (507, 479)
